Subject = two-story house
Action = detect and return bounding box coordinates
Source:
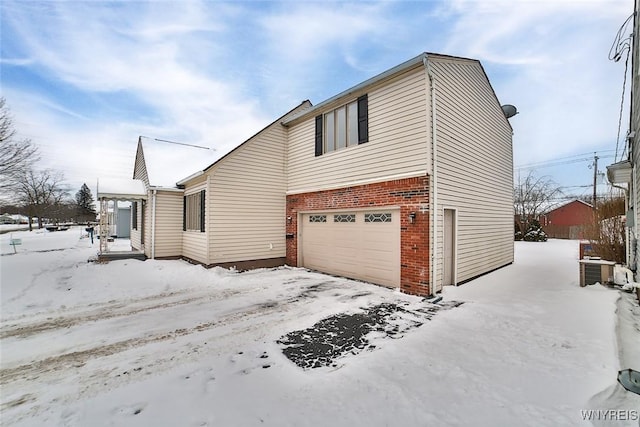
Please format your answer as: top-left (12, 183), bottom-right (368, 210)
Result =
top-left (104, 52), bottom-right (516, 297)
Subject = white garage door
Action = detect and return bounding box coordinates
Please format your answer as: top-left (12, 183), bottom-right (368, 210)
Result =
top-left (300, 210), bottom-right (400, 287)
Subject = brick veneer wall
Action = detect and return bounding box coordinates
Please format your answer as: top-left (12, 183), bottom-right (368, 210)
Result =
top-left (286, 176), bottom-right (431, 296)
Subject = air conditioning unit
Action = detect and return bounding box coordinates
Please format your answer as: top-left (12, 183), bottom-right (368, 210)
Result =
top-left (579, 259), bottom-right (615, 287)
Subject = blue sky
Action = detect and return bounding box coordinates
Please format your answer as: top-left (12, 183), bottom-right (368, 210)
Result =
top-left (0, 0), bottom-right (635, 205)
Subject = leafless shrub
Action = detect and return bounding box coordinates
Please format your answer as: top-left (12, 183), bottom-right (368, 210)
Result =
top-left (583, 197), bottom-right (626, 264)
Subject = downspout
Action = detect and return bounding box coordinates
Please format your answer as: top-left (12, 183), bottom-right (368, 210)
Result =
top-left (425, 55), bottom-right (438, 296)
top-left (206, 174), bottom-right (211, 264)
top-left (631, 162), bottom-right (638, 274)
top-left (151, 189), bottom-right (157, 259)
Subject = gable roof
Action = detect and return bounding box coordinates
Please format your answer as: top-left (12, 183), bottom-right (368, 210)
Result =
top-left (177, 100), bottom-right (313, 186)
top-left (545, 199), bottom-right (593, 215)
top-left (281, 52), bottom-right (513, 131)
top-left (133, 136), bottom-right (219, 189)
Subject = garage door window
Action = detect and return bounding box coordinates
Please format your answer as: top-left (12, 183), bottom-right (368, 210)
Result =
top-left (365, 212), bottom-right (392, 223)
top-left (309, 215), bottom-right (327, 223)
top-left (334, 214), bottom-right (356, 223)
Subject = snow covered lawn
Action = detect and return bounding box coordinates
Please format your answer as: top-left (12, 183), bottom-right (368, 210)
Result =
top-left (1, 228), bottom-right (638, 426)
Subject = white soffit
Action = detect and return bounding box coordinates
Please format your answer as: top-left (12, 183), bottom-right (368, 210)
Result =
top-left (606, 160), bottom-right (632, 184)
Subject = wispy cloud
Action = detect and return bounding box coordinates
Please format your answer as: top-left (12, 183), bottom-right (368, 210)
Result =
top-left (2, 0), bottom-right (272, 192)
top-left (0, 0), bottom-right (634, 196)
top-left (442, 0), bottom-right (632, 175)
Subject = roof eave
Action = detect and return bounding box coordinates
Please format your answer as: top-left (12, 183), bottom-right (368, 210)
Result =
top-left (282, 53), bottom-right (428, 126)
top-left (606, 160), bottom-right (632, 184)
top-left (176, 171), bottom-right (204, 187)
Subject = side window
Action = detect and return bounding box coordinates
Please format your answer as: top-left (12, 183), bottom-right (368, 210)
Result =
top-left (183, 190), bottom-right (206, 232)
top-left (315, 94), bottom-right (368, 156)
top-left (132, 201), bottom-right (138, 230)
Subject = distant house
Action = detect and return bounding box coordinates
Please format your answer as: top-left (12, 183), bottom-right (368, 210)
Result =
top-left (102, 52), bottom-right (516, 297)
top-left (540, 200), bottom-right (593, 239)
top-left (0, 213), bottom-right (16, 224)
top-left (0, 214), bottom-right (29, 224)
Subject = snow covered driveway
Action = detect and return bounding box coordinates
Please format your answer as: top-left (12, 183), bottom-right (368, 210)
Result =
top-left (1, 228), bottom-right (638, 426)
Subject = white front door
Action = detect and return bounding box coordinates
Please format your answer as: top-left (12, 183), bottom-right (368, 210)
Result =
top-left (443, 209), bottom-right (456, 286)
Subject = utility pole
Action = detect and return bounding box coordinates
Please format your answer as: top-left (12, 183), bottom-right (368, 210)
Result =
top-left (592, 153), bottom-right (599, 207)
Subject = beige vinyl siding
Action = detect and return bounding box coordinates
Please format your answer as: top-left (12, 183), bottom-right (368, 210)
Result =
top-left (182, 180), bottom-right (208, 264)
top-left (207, 122), bottom-right (287, 263)
top-left (287, 66), bottom-right (430, 194)
top-left (133, 142), bottom-right (149, 186)
top-left (431, 57), bottom-right (514, 289)
top-left (131, 142), bottom-right (149, 254)
top-left (153, 190), bottom-right (183, 258)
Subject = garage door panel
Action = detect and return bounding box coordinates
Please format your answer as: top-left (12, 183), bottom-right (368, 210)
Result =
top-left (301, 210), bottom-right (400, 288)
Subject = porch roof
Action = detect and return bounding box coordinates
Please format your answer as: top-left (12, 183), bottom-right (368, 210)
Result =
top-left (97, 178), bottom-right (147, 200)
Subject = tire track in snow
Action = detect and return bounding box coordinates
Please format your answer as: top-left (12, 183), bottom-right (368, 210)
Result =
top-left (0, 287), bottom-right (248, 339)
top-left (0, 289), bottom-right (320, 385)
top-left (0, 320), bottom-right (216, 384)
top-left (0, 279), bottom-right (399, 425)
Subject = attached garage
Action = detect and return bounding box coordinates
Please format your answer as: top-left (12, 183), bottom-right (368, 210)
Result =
top-left (299, 209), bottom-right (400, 288)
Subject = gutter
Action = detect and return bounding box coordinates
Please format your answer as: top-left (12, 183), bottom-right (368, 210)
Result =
top-left (176, 170), bottom-right (204, 187)
top-left (425, 55), bottom-right (439, 297)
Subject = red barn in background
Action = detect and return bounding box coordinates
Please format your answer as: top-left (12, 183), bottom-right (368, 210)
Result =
top-left (541, 200), bottom-right (593, 239)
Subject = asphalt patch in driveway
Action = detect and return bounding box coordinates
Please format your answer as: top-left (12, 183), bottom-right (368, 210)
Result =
top-left (278, 300), bottom-right (462, 369)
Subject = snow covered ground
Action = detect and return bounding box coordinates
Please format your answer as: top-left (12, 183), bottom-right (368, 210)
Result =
top-left (0, 224), bottom-right (29, 234)
top-left (1, 227), bottom-right (638, 426)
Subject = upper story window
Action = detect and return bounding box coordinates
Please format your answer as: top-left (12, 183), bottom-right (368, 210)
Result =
top-left (315, 94), bottom-right (368, 156)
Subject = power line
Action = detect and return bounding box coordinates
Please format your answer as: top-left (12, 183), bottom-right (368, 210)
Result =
top-left (609, 11), bottom-right (634, 162)
top-left (608, 12), bottom-right (634, 62)
top-left (614, 48), bottom-right (631, 162)
top-left (515, 154), bottom-right (615, 170)
top-left (559, 184), bottom-right (593, 189)
top-left (515, 150), bottom-right (615, 168)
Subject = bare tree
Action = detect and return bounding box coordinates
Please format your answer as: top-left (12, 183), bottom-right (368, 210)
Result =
top-left (0, 97), bottom-right (40, 193)
top-left (16, 169), bottom-right (69, 230)
top-left (583, 196), bottom-right (626, 263)
top-left (514, 170), bottom-right (563, 236)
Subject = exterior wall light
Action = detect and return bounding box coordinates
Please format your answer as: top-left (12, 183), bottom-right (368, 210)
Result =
top-left (408, 212), bottom-right (416, 224)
